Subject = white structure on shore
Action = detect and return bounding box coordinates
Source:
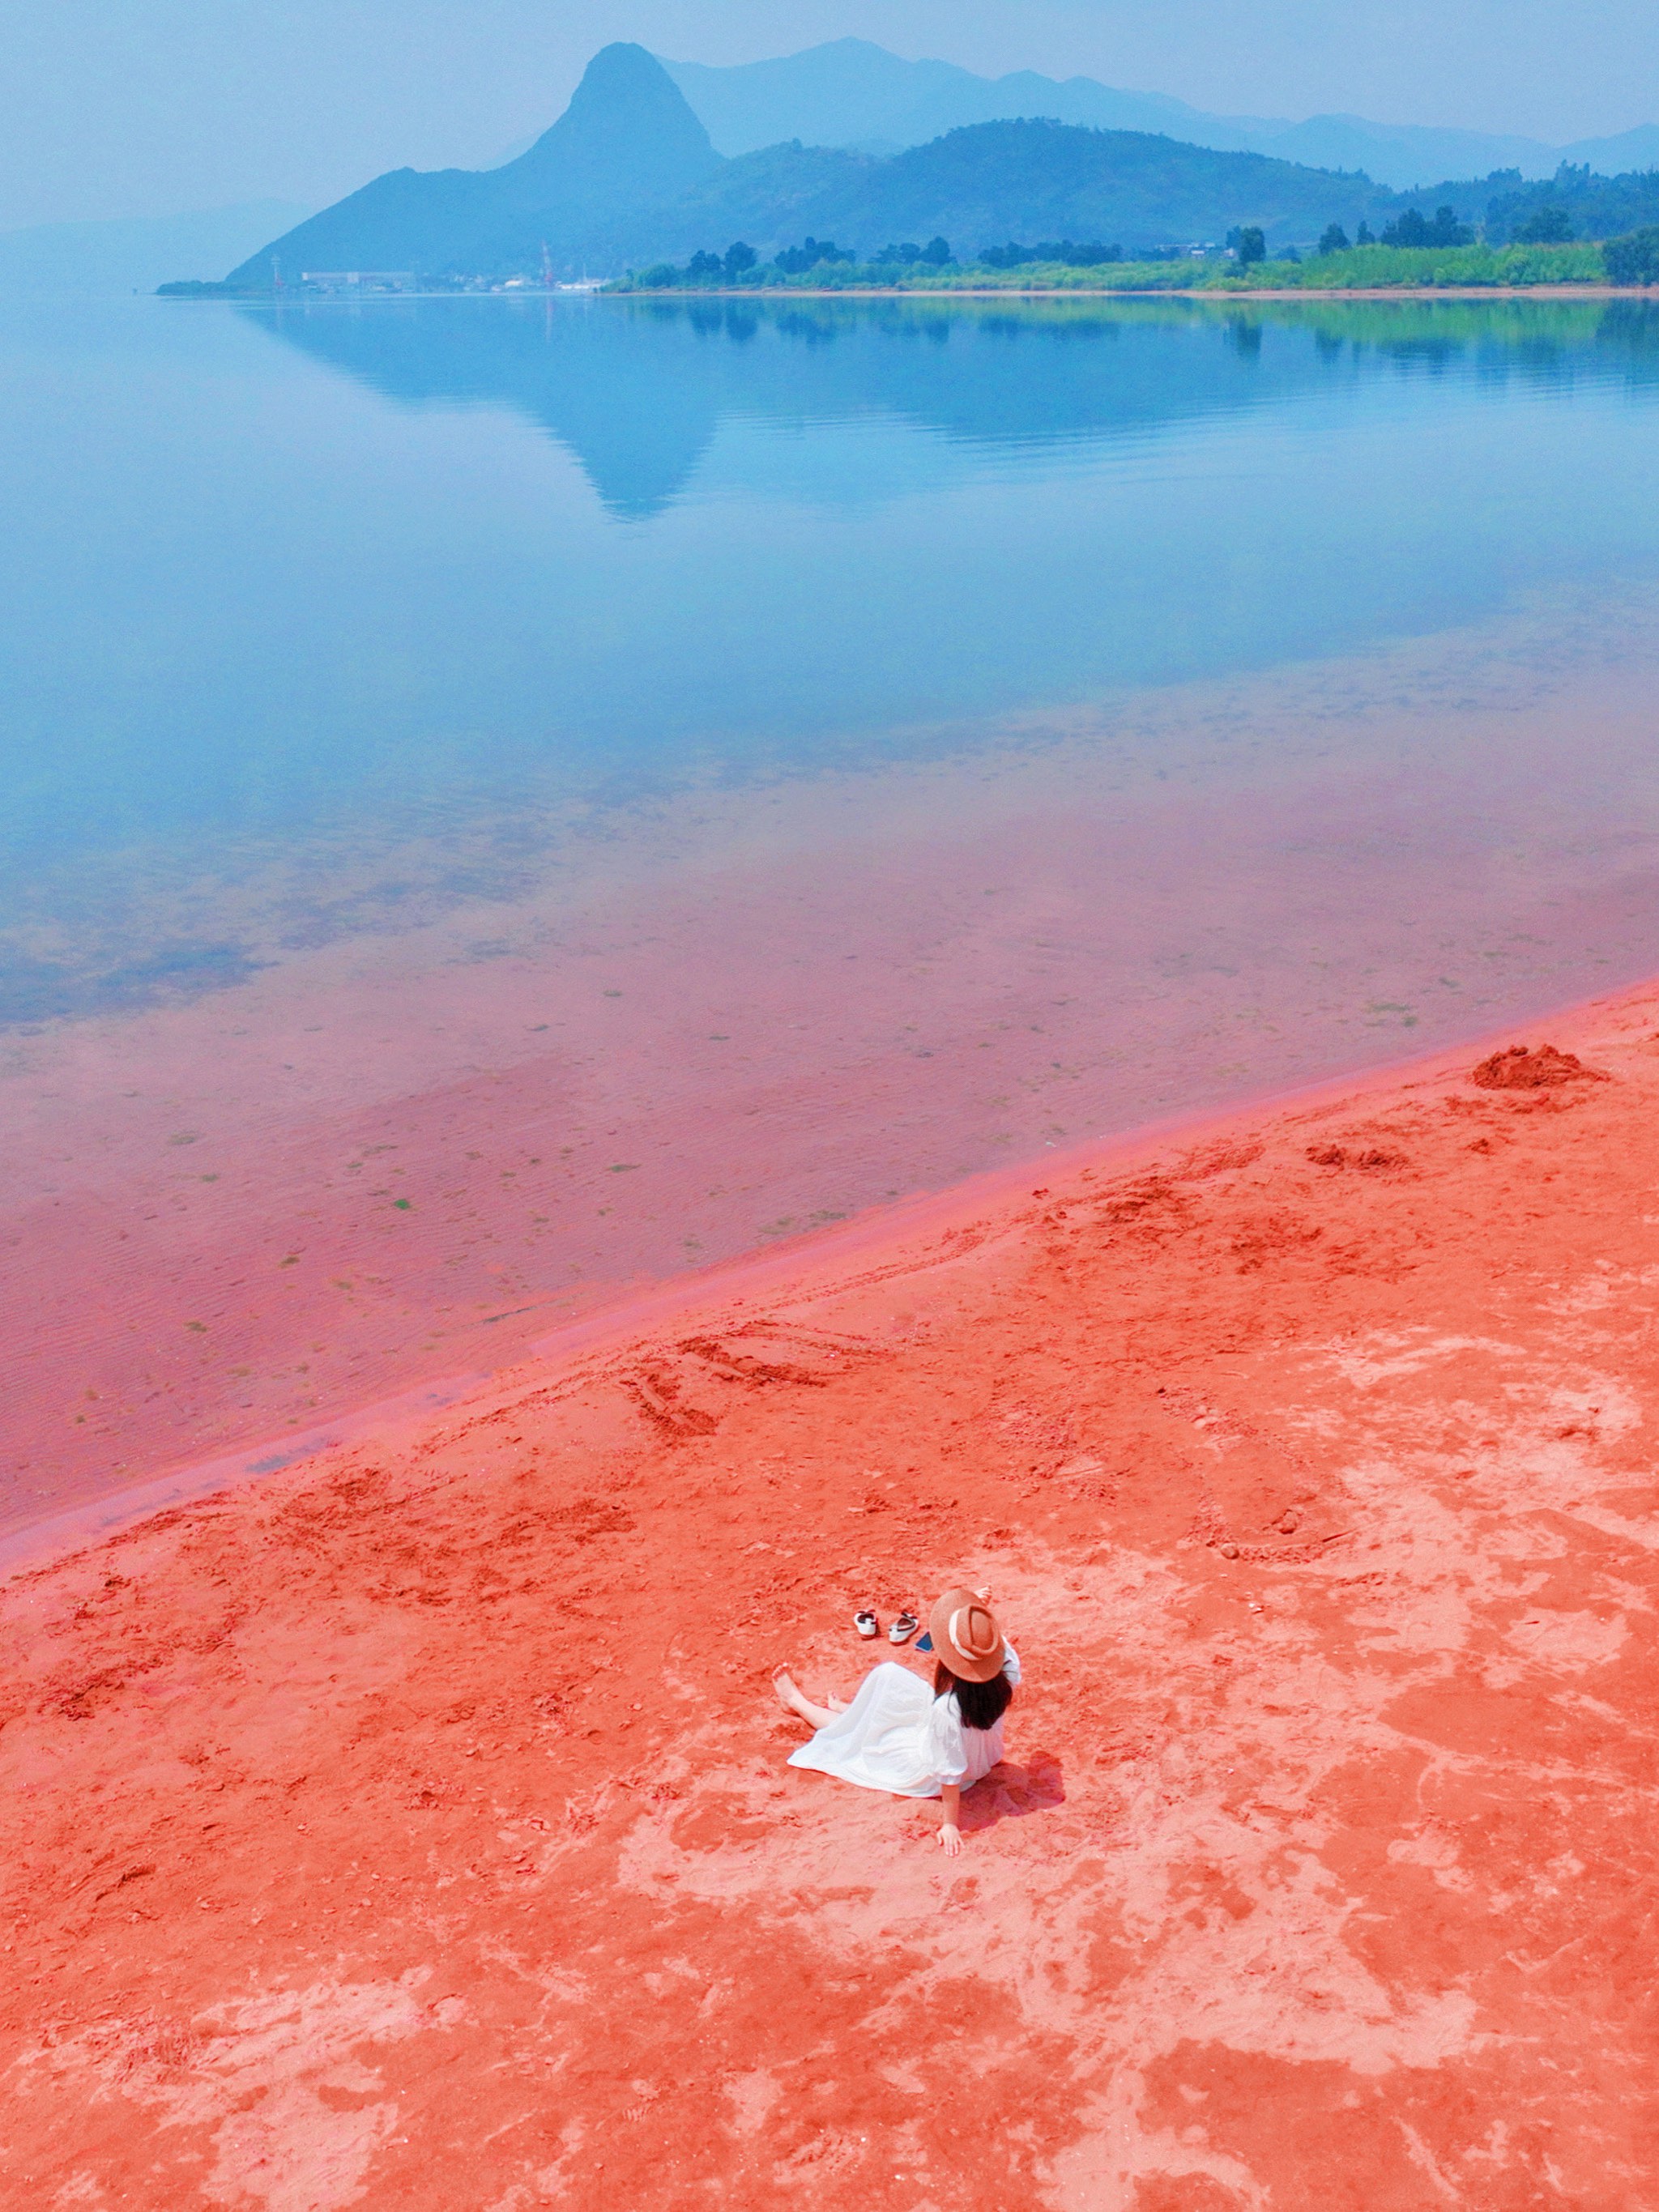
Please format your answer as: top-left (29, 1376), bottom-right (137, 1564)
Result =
top-left (300, 271), bottom-right (416, 294)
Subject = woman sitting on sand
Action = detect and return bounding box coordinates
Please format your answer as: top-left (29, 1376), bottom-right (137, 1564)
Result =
top-left (774, 1587), bottom-right (1018, 1856)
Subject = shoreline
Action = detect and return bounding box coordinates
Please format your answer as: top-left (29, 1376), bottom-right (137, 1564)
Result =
top-left (7, 967), bottom-right (1647, 1582)
top-left (615, 281), bottom-right (1640, 300)
top-left (15, 595), bottom-right (1659, 1549)
top-left (168, 282), bottom-right (1657, 306)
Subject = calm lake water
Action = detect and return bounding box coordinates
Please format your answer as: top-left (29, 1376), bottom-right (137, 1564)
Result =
top-left (6, 292), bottom-right (1659, 1527)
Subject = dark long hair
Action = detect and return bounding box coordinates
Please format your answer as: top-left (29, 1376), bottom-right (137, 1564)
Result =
top-left (934, 1661), bottom-right (1013, 1732)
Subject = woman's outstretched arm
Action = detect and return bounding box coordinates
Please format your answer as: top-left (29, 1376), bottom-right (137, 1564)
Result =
top-left (938, 1782), bottom-right (962, 1856)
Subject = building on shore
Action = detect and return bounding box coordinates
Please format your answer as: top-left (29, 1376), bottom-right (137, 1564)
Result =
top-left (299, 271), bottom-right (416, 294)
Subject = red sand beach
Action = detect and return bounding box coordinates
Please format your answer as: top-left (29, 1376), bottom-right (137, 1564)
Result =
top-left (3, 984), bottom-right (1657, 2208)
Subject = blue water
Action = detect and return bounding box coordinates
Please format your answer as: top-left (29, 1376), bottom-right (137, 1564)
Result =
top-left (5, 292), bottom-right (1659, 1025)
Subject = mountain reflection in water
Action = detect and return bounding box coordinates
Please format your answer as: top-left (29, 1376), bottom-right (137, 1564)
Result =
top-left (254, 292), bottom-right (1659, 519)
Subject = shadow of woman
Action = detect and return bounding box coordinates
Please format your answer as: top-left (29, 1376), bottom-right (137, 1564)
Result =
top-left (958, 1751), bottom-right (1065, 1835)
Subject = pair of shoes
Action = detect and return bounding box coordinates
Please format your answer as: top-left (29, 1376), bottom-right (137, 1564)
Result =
top-left (854, 1609), bottom-right (920, 1644)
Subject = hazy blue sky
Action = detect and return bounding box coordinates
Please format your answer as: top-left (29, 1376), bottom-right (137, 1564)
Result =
top-left (3, 1), bottom-right (1657, 229)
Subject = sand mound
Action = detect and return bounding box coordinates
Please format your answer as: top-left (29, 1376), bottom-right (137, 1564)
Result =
top-left (2, 1005), bottom-right (1657, 2208)
top-left (1469, 1040), bottom-right (1606, 1089)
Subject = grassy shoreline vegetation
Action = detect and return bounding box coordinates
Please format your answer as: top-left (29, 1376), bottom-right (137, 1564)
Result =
top-left (614, 237), bottom-right (1638, 294)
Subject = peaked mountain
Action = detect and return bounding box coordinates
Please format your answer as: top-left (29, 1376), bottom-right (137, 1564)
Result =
top-left (660, 38), bottom-right (1653, 194)
top-left (225, 45), bottom-right (719, 286)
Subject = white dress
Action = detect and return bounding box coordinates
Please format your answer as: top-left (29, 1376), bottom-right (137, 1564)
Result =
top-left (788, 1644), bottom-right (1021, 1800)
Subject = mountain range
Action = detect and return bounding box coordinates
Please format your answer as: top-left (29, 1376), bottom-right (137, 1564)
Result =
top-left (660, 40), bottom-right (1659, 195)
top-left (221, 45), bottom-right (1658, 291)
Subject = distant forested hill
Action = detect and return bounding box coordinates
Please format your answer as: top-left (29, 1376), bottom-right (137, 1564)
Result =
top-left (661, 118), bottom-right (1403, 262)
top-left (1486, 165), bottom-right (1659, 243)
top-left (216, 45), bottom-right (1654, 291)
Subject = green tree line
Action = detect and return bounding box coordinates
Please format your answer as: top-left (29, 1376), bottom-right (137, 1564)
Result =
top-left (622, 225), bottom-right (1659, 294)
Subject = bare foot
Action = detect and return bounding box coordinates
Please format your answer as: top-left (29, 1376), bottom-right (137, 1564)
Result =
top-left (772, 1670), bottom-right (838, 1729)
top-left (827, 1694), bottom-right (850, 1713)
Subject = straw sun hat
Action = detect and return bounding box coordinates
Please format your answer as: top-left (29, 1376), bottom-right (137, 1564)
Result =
top-left (927, 1588), bottom-right (1005, 1681)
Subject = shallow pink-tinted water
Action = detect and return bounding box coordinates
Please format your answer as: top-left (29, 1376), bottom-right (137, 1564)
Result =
top-left (6, 610), bottom-right (1659, 1530)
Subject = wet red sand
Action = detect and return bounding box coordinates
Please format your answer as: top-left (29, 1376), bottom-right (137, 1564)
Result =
top-left (9, 633), bottom-right (1659, 1532)
top-left (4, 987), bottom-right (1657, 2208)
